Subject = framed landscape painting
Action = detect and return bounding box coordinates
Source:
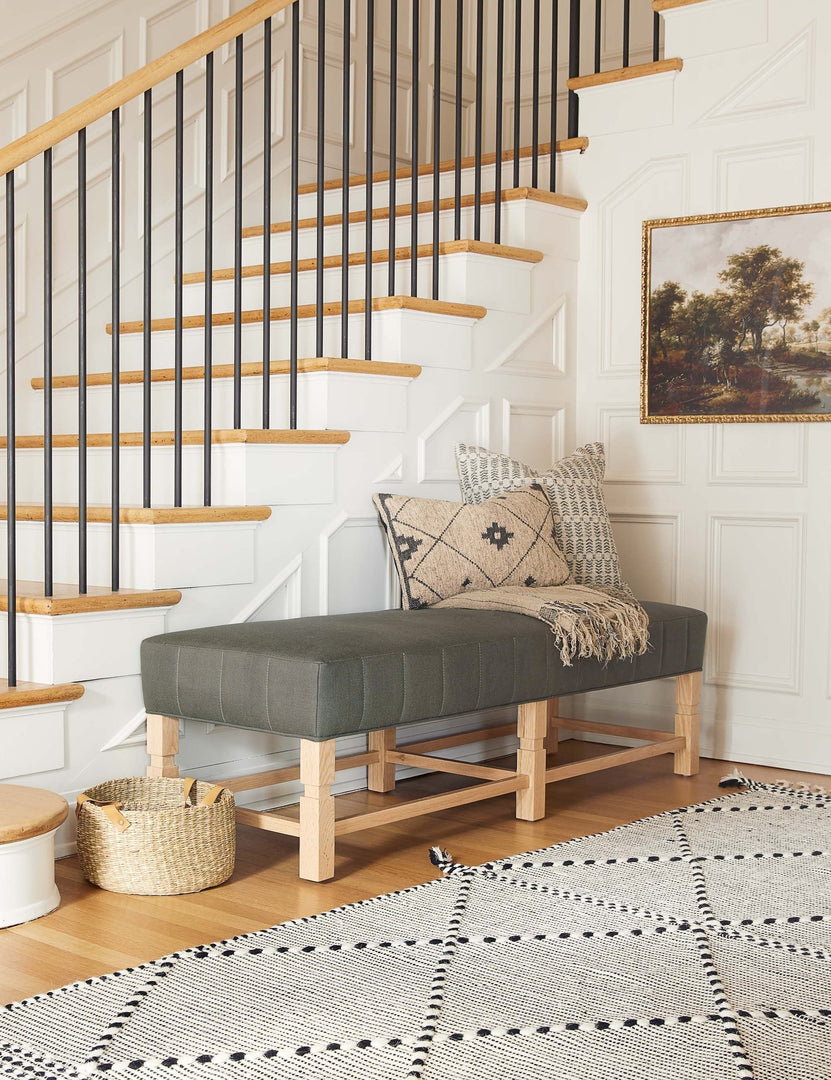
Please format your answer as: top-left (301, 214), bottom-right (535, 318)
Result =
top-left (641, 201), bottom-right (831, 423)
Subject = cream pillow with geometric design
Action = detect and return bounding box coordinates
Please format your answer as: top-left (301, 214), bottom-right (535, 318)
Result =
top-left (373, 485), bottom-right (570, 610)
top-left (454, 442), bottom-right (630, 593)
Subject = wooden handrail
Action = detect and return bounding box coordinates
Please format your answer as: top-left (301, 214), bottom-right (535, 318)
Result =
top-left (0, 0), bottom-right (296, 177)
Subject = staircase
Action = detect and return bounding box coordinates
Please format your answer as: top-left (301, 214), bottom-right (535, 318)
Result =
top-left (0, 0), bottom-right (686, 846)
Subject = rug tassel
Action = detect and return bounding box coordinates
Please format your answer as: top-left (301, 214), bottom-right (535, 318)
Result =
top-left (719, 768), bottom-right (750, 789)
top-left (429, 846), bottom-right (452, 870)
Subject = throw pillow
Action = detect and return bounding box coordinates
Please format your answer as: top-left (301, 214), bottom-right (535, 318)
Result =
top-left (373, 485), bottom-right (570, 610)
top-left (454, 442), bottom-right (629, 592)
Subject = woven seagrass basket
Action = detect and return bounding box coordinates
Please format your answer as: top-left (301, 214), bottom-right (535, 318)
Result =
top-left (76, 777), bottom-right (235, 895)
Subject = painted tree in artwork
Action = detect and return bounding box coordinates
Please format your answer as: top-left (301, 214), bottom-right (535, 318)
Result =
top-left (802, 319), bottom-right (820, 348)
top-left (718, 244), bottom-right (814, 352)
top-left (649, 280), bottom-right (685, 358)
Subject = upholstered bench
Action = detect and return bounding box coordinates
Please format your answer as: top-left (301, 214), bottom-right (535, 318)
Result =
top-left (140, 601), bottom-right (706, 881)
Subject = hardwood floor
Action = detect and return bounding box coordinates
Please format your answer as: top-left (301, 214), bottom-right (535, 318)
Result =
top-left (1, 739), bottom-right (827, 1004)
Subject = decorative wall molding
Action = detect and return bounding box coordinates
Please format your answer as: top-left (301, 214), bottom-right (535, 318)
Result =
top-left (0, 219), bottom-right (27, 332)
top-left (501, 399), bottom-right (565, 466)
top-left (0, 84), bottom-right (28, 186)
top-left (486, 296), bottom-right (567, 377)
top-left (46, 34), bottom-right (125, 152)
top-left (706, 513), bottom-right (805, 694)
top-left (319, 513), bottom-right (392, 616)
top-left (417, 396), bottom-right (490, 483)
top-left (708, 424), bottom-right (808, 487)
top-left (713, 136), bottom-right (814, 212)
top-left (598, 405), bottom-right (685, 484)
top-left (609, 512), bottom-right (681, 605)
top-left (372, 453), bottom-right (404, 485)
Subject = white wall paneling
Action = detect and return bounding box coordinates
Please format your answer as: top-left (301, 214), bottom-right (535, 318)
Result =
top-left (610, 513), bottom-right (681, 605)
top-left (319, 513), bottom-right (393, 616)
top-left (417, 396), bottom-right (491, 483)
top-left (501, 399), bottom-right (565, 468)
top-left (598, 405), bottom-right (684, 485)
top-left (713, 137), bottom-right (814, 212)
top-left (709, 424), bottom-right (808, 486)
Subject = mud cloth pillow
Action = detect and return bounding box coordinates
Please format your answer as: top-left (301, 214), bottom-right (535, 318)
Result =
top-left (454, 441), bottom-right (629, 593)
top-left (373, 485), bottom-right (570, 610)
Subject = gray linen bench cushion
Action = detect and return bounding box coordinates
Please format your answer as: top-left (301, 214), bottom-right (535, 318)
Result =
top-left (141, 603), bottom-right (706, 741)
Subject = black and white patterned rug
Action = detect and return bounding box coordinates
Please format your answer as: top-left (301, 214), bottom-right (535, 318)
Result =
top-left (2, 775), bottom-right (830, 1080)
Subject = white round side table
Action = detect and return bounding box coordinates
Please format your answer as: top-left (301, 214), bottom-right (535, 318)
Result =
top-left (0, 784), bottom-right (68, 928)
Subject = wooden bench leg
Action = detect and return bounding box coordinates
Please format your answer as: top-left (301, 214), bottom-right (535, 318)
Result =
top-left (545, 698), bottom-right (559, 754)
top-left (367, 728), bottom-right (396, 792)
top-left (299, 739), bottom-right (336, 882)
top-left (146, 714), bottom-right (180, 778)
top-left (674, 672), bottom-right (701, 777)
top-left (516, 700), bottom-right (548, 821)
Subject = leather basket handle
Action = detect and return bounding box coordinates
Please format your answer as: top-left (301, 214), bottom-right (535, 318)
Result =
top-left (77, 793), bottom-right (130, 833)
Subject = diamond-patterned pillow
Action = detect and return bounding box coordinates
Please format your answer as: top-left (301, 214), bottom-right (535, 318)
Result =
top-left (373, 485), bottom-right (570, 610)
top-left (454, 442), bottom-right (629, 592)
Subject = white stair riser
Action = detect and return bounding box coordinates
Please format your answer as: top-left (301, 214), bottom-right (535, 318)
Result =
top-left (0, 702), bottom-right (70, 780)
top-left (297, 154), bottom-right (555, 217)
top-left (1, 521), bottom-right (259, 590)
top-left (185, 253), bottom-right (533, 315)
top-left (112, 309), bottom-right (477, 371)
top-left (0, 608), bottom-right (172, 683)
top-left (4, 443), bottom-right (341, 507)
top-left (39, 372), bottom-right (411, 437)
top-left (241, 199), bottom-right (570, 263)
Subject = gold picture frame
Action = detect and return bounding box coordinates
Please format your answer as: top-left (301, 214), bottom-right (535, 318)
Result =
top-left (641, 201), bottom-right (831, 423)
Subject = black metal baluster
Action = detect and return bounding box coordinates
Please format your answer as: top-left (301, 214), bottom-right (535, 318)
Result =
top-left (5, 171), bottom-right (16, 686)
top-left (316, 0), bottom-right (326, 357)
top-left (410, 0), bottom-right (419, 295)
top-left (473, 0), bottom-right (483, 240)
top-left (234, 35), bottom-right (244, 427)
top-left (623, 0), bottom-right (630, 67)
top-left (388, 0), bottom-right (398, 295)
top-left (653, 10), bottom-right (660, 63)
top-left (342, 0), bottom-right (351, 355)
top-left (174, 70), bottom-right (184, 508)
top-left (531, 0), bottom-right (540, 188)
top-left (495, 0), bottom-right (504, 243)
top-left (78, 130), bottom-right (88, 594)
top-left (365, 0), bottom-right (375, 357)
top-left (550, 0), bottom-right (558, 191)
top-left (290, 1), bottom-right (300, 428)
top-left (204, 54), bottom-right (214, 505)
top-left (513, 0), bottom-right (522, 188)
top-left (111, 109), bottom-right (120, 591)
top-left (43, 150), bottom-right (53, 597)
top-left (594, 0), bottom-right (602, 73)
top-left (432, 0), bottom-right (441, 300)
top-left (567, 0), bottom-right (580, 138)
top-left (263, 18), bottom-right (272, 428)
top-left (453, 0), bottom-right (462, 242)
top-left (143, 90), bottom-right (152, 508)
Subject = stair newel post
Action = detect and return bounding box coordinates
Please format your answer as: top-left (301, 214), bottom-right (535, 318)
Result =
top-left (111, 109), bottom-right (121, 592)
top-left (550, 0), bottom-right (558, 192)
top-left (316, 0), bottom-right (326, 359)
top-left (174, 71), bottom-right (185, 510)
top-left (365, 0), bottom-right (375, 360)
top-left (431, 0), bottom-right (441, 302)
top-left (204, 53), bottom-right (214, 504)
top-left (234, 34), bottom-right (244, 429)
top-left (473, 0), bottom-right (483, 241)
top-left (594, 0), bottom-right (602, 74)
top-left (410, 0), bottom-right (420, 296)
top-left (622, 0), bottom-right (631, 68)
top-left (5, 170), bottom-right (17, 686)
top-left (142, 89), bottom-right (153, 509)
top-left (43, 148), bottom-right (54, 598)
top-left (494, 0), bottom-right (505, 244)
top-left (453, 0), bottom-right (462, 242)
top-left (567, 0), bottom-right (580, 139)
top-left (531, 0), bottom-right (540, 188)
top-left (513, 0), bottom-right (522, 189)
top-left (341, 0), bottom-right (351, 357)
top-left (388, 0), bottom-right (398, 296)
top-left (262, 17), bottom-right (272, 429)
top-left (289, 2), bottom-right (300, 430)
top-left (77, 129), bottom-right (88, 594)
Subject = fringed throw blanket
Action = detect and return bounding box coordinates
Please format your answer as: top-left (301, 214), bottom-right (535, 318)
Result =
top-left (434, 584), bottom-right (650, 666)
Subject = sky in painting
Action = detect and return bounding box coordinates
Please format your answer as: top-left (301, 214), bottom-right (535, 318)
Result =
top-left (649, 208), bottom-right (831, 321)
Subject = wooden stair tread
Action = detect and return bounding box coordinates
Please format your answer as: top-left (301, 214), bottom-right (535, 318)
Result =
top-left (0, 429), bottom-right (351, 449)
top-left (181, 240), bottom-right (544, 285)
top-left (241, 188), bottom-right (588, 240)
top-left (0, 580), bottom-right (182, 616)
top-left (0, 505), bottom-right (272, 524)
top-left (0, 679), bottom-right (85, 713)
top-left (33, 358), bottom-right (422, 392)
top-left (567, 58), bottom-right (684, 91)
top-left (296, 138), bottom-right (589, 195)
top-left (653, 0), bottom-right (708, 10)
top-left (0, 783), bottom-right (70, 842)
top-left (109, 297), bottom-right (487, 336)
